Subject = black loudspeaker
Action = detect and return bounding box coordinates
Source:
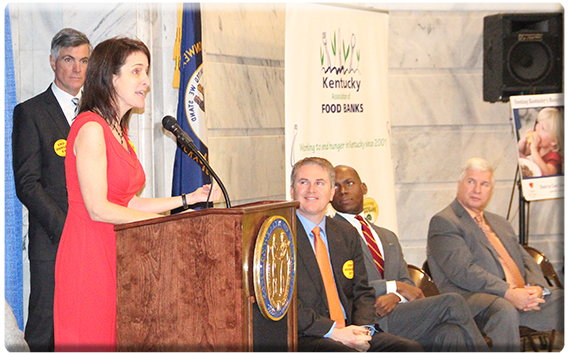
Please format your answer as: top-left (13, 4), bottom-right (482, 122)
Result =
top-left (483, 13), bottom-right (563, 102)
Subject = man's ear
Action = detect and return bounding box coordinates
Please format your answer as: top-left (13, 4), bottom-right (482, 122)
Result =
top-left (49, 55), bottom-right (57, 72)
top-left (362, 182), bottom-right (368, 195)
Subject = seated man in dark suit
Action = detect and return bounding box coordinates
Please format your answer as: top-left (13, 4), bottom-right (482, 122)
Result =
top-left (290, 157), bottom-right (422, 352)
top-left (332, 164), bottom-right (488, 351)
top-left (427, 157), bottom-right (564, 352)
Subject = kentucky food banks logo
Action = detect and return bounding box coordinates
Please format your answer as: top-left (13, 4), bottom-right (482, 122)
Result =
top-left (254, 216), bottom-right (296, 321)
top-left (321, 30), bottom-right (360, 74)
top-left (320, 30), bottom-right (363, 114)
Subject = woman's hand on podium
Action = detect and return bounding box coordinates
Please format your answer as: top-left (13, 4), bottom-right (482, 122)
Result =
top-left (191, 183), bottom-right (222, 204)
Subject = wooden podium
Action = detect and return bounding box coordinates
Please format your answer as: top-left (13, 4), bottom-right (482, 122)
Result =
top-left (115, 201), bottom-right (298, 352)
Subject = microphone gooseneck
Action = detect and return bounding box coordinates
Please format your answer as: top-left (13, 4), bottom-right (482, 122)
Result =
top-left (162, 116), bottom-right (231, 208)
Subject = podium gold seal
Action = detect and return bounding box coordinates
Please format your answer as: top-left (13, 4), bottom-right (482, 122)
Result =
top-left (253, 216), bottom-right (296, 321)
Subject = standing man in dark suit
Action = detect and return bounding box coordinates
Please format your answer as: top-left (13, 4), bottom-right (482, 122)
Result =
top-left (427, 157), bottom-right (564, 351)
top-left (331, 164), bottom-right (488, 351)
top-left (290, 157), bottom-right (422, 352)
top-left (12, 28), bottom-right (91, 352)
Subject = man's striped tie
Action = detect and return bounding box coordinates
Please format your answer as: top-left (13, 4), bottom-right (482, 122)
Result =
top-left (355, 215), bottom-right (384, 278)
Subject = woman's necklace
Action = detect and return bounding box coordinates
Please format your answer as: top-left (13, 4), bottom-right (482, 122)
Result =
top-left (111, 123), bottom-right (124, 145)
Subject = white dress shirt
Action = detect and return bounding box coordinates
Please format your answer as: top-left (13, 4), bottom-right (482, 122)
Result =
top-left (335, 212), bottom-right (407, 302)
top-left (51, 83), bottom-right (82, 126)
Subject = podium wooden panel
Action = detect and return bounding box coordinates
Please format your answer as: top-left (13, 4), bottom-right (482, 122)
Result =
top-left (115, 201), bottom-right (298, 352)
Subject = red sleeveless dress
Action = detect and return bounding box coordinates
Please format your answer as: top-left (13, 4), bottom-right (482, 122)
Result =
top-left (54, 112), bottom-right (145, 351)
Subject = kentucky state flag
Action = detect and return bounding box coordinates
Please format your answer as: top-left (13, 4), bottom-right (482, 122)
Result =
top-left (172, 2), bottom-right (209, 202)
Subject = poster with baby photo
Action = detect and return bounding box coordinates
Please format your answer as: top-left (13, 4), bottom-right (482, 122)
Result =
top-left (510, 93), bottom-right (563, 201)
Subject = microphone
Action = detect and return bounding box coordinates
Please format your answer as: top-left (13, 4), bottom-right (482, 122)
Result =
top-left (162, 115), bottom-right (200, 152)
top-left (162, 116), bottom-right (231, 208)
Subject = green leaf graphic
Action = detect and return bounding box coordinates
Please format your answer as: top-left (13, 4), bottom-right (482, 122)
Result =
top-left (332, 32), bottom-right (337, 55)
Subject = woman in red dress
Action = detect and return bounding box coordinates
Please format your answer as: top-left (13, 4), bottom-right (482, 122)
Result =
top-left (53, 37), bottom-right (220, 352)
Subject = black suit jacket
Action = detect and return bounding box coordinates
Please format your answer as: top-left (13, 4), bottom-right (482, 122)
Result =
top-left (296, 216), bottom-right (376, 337)
top-left (12, 85), bottom-right (69, 260)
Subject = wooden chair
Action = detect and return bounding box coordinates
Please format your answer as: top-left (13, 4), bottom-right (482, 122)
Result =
top-left (519, 246), bottom-right (562, 352)
top-left (422, 260), bottom-right (431, 277)
top-left (524, 246), bottom-right (563, 289)
top-left (519, 326), bottom-right (555, 352)
top-left (407, 264), bottom-right (440, 297)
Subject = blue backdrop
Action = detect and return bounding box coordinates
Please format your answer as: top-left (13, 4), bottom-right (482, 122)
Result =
top-left (5, 4), bottom-right (25, 330)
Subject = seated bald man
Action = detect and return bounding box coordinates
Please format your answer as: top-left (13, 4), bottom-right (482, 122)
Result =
top-left (332, 164), bottom-right (488, 352)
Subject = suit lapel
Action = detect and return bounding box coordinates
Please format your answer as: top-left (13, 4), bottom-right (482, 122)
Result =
top-left (43, 87), bottom-right (71, 136)
top-left (296, 220), bottom-right (327, 298)
top-left (485, 214), bottom-right (525, 271)
top-left (334, 213), bottom-right (379, 279)
top-left (373, 224), bottom-right (391, 278)
top-left (451, 199), bottom-right (497, 255)
top-left (325, 218), bottom-right (346, 284)
top-left (451, 199), bottom-right (507, 275)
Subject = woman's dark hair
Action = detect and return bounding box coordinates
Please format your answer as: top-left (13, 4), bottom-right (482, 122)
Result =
top-left (79, 37), bottom-right (150, 128)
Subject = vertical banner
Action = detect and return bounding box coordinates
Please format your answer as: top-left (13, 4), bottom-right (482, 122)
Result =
top-left (5, 5), bottom-right (25, 329)
top-left (285, 4), bottom-right (397, 232)
top-left (510, 93), bottom-right (564, 201)
top-left (171, 2), bottom-right (209, 202)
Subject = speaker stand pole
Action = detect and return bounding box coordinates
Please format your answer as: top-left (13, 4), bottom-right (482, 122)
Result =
top-left (518, 174), bottom-right (530, 245)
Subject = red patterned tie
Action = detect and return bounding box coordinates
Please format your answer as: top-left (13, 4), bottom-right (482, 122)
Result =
top-left (313, 227), bottom-right (346, 328)
top-left (355, 215), bottom-right (384, 278)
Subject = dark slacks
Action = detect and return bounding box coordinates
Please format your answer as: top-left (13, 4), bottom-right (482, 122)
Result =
top-left (26, 259), bottom-right (56, 352)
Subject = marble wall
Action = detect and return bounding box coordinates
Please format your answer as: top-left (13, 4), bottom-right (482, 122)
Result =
top-left (382, 6), bottom-right (564, 271)
top-left (8, 3), bottom-right (564, 315)
top-left (202, 3), bottom-right (286, 204)
top-left (200, 2), bottom-right (564, 272)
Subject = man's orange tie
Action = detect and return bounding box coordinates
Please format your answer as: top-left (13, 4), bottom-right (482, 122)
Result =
top-left (474, 215), bottom-right (525, 288)
top-left (355, 215), bottom-right (385, 278)
top-left (312, 226), bottom-right (345, 328)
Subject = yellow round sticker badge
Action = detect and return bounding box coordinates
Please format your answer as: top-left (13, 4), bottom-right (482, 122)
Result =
top-left (343, 260), bottom-right (354, 279)
top-left (54, 139), bottom-right (67, 157)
